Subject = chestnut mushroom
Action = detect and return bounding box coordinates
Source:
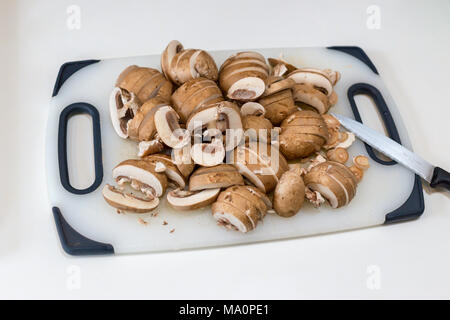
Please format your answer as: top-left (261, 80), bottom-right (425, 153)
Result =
top-left (171, 77), bottom-right (224, 123)
top-left (212, 185), bottom-right (271, 233)
top-left (258, 88), bottom-right (297, 126)
top-left (161, 40), bottom-right (218, 85)
top-left (304, 161), bottom-right (358, 209)
top-left (279, 110), bottom-right (329, 159)
top-left (273, 165), bottom-right (305, 217)
top-left (219, 52), bottom-right (269, 101)
top-left (189, 164), bottom-right (244, 191)
top-left (232, 142), bottom-right (288, 193)
top-left (154, 106), bottom-right (190, 148)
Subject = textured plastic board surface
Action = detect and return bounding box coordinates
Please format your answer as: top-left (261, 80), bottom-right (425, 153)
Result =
top-left (46, 47), bottom-right (416, 254)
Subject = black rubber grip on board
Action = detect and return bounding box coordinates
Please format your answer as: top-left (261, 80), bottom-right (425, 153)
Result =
top-left (52, 60), bottom-right (100, 97)
top-left (327, 46), bottom-right (379, 75)
top-left (53, 207), bottom-right (114, 256)
top-left (58, 102), bottom-right (103, 195)
top-left (346, 83), bottom-right (424, 223)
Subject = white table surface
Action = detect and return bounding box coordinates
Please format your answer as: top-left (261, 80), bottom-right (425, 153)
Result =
top-left (0, 0), bottom-right (449, 299)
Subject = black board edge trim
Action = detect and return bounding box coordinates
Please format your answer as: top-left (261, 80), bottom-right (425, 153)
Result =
top-left (53, 207), bottom-right (114, 256)
top-left (327, 46), bottom-right (379, 75)
top-left (52, 59), bottom-right (100, 97)
top-left (384, 175), bottom-right (425, 223)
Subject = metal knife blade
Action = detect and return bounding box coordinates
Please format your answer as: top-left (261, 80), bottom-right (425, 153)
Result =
top-left (331, 113), bottom-right (435, 183)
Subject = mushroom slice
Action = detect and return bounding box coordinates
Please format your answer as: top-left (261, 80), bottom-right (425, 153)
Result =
top-left (304, 161), bottom-right (357, 208)
top-left (112, 160), bottom-right (168, 197)
top-left (189, 164), bottom-right (244, 191)
top-left (268, 57), bottom-right (297, 75)
top-left (154, 106), bottom-right (190, 148)
top-left (322, 69), bottom-right (341, 86)
top-left (186, 101), bottom-right (243, 151)
top-left (127, 96), bottom-right (168, 141)
top-left (102, 184), bottom-right (159, 213)
top-left (190, 139), bottom-right (226, 167)
top-left (109, 87), bottom-right (140, 139)
top-left (292, 84), bottom-right (330, 114)
top-left (240, 102), bottom-right (266, 117)
top-left (219, 52), bottom-right (269, 101)
top-left (171, 146), bottom-right (195, 178)
top-left (288, 69), bottom-right (333, 97)
top-left (262, 76), bottom-right (295, 97)
top-left (212, 186), bottom-right (267, 233)
top-left (227, 76), bottom-right (266, 101)
top-left (167, 188), bottom-right (220, 211)
top-left (144, 154), bottom-right (187, 189)
top-left (137, 138), bottom-right (165, 158)
top-left (242, 115), bottom-right (273, 143)
top-left (161, 40), bottom-right (184, 80)
top-left (258, 89), bottom-right (297, 126)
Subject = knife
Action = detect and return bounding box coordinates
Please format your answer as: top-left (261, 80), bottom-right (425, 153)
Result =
top-left (331, 113), bottom-right (450, 191)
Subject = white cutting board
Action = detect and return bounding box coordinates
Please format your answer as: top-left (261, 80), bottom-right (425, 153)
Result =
top-left (46, 47), bottom-right (421, 255)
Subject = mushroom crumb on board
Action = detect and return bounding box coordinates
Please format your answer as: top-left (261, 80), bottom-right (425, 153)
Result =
top-left (103, 42), bottom-right (371, 233)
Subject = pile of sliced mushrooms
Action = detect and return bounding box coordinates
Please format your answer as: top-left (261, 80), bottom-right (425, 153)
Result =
top-left (103, 40), bottom-right (370, 233)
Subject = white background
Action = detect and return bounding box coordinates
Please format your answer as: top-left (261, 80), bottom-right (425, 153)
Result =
top-left (0, 0), bottom-right (449, 299)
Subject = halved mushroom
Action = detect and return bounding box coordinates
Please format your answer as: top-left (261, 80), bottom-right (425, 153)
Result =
top-left (190, 139), bottom-right (226, 167)
top-left (171, 78), bottom-right (224, 123)
top-left (219, 52), bottom-right (269, 101)
top-left (115, 65), bottom-right (173, 102)
top-left (212, 185), bottom-right (271, 233)
top-left (102, 184), bottom-right (159, 213)
top-left (232, 142), bottom-right (288, 193)
top-left (167, 188), bottom-right (221, 211)
top-left (186, 101), bottom-right (243, 151)
top-left (127, 96), bottom-right (169, 141)
top-left (279, 110), bottom-right (328, 159)
top-left (109, 87), bottom-right (141, 139)
top-left (240, 102), bottom-right (266, 117)
top-left (161, 40), bottom-right (218, 85)
top-left (292, 83), bottom-right (330, 114)
top-left (189, 164), bottom-right (244, 191)
top-left (112, 159), bottom-right (168, 197)
top-left (144, 154), bottom-right (187, 189)
top-left (288, 68), bottom-right (334, 97)
top-left (258, 89), bottom-right (297, 126)
top-left (273, 165), bottom-right (305, 217)
top-left (154, 106), bottom-right (190, 148)
top-left (304, 161), bottom-right (358, 209)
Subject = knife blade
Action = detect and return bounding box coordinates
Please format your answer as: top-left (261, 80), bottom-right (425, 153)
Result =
top-left (331, 113), bottom-right (450, 190)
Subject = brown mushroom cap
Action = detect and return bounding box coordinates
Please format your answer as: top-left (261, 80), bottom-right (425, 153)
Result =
top-left (304, 161), bottom-right (357, 208)
top-left (232, 143), bottom-right (288, 193)
top-left (292, 83), bottom-right (330, 114)
top-left (258, 89), bottom-right (296, 126)
top-left (189, 164), bottom-right (244, 191)
top-left (127, 96), bottom-right (168, 141)
top-left (212, 185), bottom-right (270, 233)
top-left (274, 168), bottom-right (305, 217)
top-left (278, 110), bottom-right (328, 159)
top-left (116, 65), bottom-right (173, 102)
top-left (161, 41), bottom-right (219, 86)
top-left (171, 78), bottom-right (224, 123)
top-left (242, 115), bottom-right (273, 142)
top-left (219, 52), bottom-right (269, 101)
top-left (288, 68), bottom-right (333, 97)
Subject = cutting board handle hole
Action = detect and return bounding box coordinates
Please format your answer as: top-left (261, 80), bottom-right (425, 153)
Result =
top-left (66, 114), bottom-right (96, 189)
top-left (353, 94), bottom-right (392, 162)
top-left (58, 103), bottom-right (103, 195)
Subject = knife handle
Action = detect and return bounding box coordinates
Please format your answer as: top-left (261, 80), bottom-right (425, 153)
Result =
top-left (430, 167), bottom-right (450, 190)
